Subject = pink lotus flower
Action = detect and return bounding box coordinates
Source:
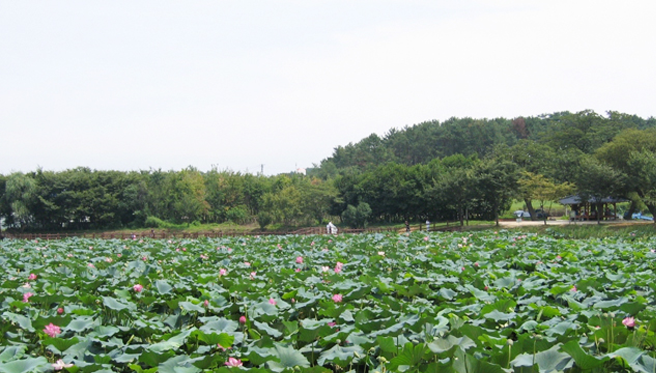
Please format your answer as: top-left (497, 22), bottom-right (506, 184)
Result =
top-left (474, 263), bottom-right (479, 267)
top-left (22, 282), bottom-right (31, 288)
top-left (570, 286), bottom-right (577, 292)
top-left (52, 359), bottom-right (73, 371)
top-left (224, 357), bottom-right (243, 367)
top-left (133, 284), bottom-right (144, 292)
top-left (239, 315), bottom-right (247, 324)
top-left (250, 271), bottom-right (256, 280)
top-left (334, 262), bottom-right (344, 274)
top-left (623, 316), bottom-right (636, 328)
top-left (296, 256), bottom-right (303, 264)
top-left (87, 263), bottom-right (95, 268)
top-left (44, 323), bottom-right (61, 338)
top-left (28, 273), bottom-right (37, 281)
top-left (117, 253), bottom-right (122, 257)
top-left (332, 294), bottom-right (343, 303)
top-left (461, 267), bottom-right (465, 271)
top-left (219, 268), bottom-right (227, 276)
top-left (244, 262), bottom-right (251, 267)
top-left (424, 236), bottom-right (429, 241)
top-left (57, 307), bottom-right (64, 314)
top-left (204, 300), bottom-right (209, 307)
top-left (23, 292), bottom-right (34, 302)
top-left (268, 298), bottom-right (277, 305)
top-left (321, 266), bottom-right (330, 272)
top-left (142, 256), bottom-right (148, 261)
top-left (328, 321), bottom-right (337, 327)
top-left (105, 257), bottom-right (113, 263)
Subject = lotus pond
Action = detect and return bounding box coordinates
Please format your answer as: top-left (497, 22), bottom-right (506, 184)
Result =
top-left (2, 231), bottom-right (656, 373)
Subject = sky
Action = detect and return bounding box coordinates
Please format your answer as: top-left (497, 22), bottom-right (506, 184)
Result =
top-left (1, 1), bottom-right (655, 176)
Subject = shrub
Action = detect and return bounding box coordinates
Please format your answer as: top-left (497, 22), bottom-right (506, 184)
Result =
top-left (226, 206), bottom-right (249, 224)
top-left (257, 211), bottom-right (273, 230)
top-left (342, 202), bottom-right (372, 228)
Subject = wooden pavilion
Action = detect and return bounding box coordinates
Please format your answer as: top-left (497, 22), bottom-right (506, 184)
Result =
top-left (558, 195), bottom-right (629, 221)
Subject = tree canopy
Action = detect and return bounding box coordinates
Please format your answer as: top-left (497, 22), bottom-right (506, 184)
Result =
top-left (3, 110), bottom-right (656, 231)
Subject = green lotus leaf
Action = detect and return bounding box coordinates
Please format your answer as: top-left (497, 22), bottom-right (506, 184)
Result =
top-left (139, 350), bottom-right (176, 367)
top-left (483, 310), bottom-right (516, 322)
top-left (112, 352), bottom-right (141, 363)
top-left (317, 344), bottom-right (364, 367)
top-left (607, 347), bottom-right (644, 366)
top-left (514, 344), bottom-right (573, 373)
top-left (102, 296), bottom-right (136, 311)
top-left (42, 337), bottom-right (80, 354)
top-left (0, 356), bottom-right (50, 373)
top-left (2, 312), bottom-right (34, 333)
top-left (65, 317), bottom-right (98, 333)
top-left (154, 280), bottom-right (173, 295)
top-left (199, 318), bottom-right (238, 334)
top-left (0, 345), bottom-right (27, 363)
top-left (544, 320), bottom-right (578, 337)
top-left (593, 297), bottom-right (628, 310)
top-left (158, 354), bottom-right (203, 373)
top-left (267, 344), bottom-right (311, 372)
top-left (179, 301), bottom-right (206, 314)
top-left (560, 340), bottom-right (608, 370)
top-left (254, 321), bottom-right (282, 338)
top-left (147, 329), bottom-right (194, 353)
top-left (191, 330), bottom-right (234, 347)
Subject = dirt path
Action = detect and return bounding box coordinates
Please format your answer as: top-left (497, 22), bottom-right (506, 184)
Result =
top-left (499, 219), bottom-right (652, 228)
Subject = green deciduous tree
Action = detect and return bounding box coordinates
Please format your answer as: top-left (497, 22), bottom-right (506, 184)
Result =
top-left (4, 172), bottom-right (37, 230)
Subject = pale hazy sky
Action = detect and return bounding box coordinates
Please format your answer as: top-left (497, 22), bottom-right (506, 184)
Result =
top-left (1, 1), bottom-right (655, 175)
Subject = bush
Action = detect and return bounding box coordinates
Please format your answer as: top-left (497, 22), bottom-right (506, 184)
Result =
top-left (226, 206), bottom-right (249, 224)
top-left (341, 202), bottom-right (372, 228)
top-left (257, 211), bottom-right (273, 230)
top-left (144, 216), bottom-right (176, 229)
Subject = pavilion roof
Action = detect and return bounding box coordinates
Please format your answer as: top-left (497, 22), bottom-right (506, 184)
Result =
top-left (558, 195), bottom-right (630, 205)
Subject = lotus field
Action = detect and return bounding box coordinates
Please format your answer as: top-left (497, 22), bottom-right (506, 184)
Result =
top-left (2, 231), bottom-right (656, 373)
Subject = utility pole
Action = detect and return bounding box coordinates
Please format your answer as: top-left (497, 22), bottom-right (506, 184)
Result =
top-left (260, 164), bottom-right (264, 175)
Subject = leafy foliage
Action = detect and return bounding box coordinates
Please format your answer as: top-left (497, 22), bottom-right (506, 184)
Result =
top-left (2, 231), bottom-right (656, 372)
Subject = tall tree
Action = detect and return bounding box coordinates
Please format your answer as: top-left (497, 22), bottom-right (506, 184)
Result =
top-left (575, 156), bottom-right (626, 224)
top-left (4, 172), bottom-right (37, 230)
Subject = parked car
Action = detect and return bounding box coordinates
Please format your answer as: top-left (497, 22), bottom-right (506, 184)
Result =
top-left (624, 211), bottom-right (654, 221)
top-left (514, 210), bottom-right (530, 218)
top-left (534, 209), bottom-right (550, 219)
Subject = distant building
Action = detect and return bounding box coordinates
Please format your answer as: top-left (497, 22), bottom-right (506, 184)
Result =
top-left (295, 168), bottom-right (306, 175)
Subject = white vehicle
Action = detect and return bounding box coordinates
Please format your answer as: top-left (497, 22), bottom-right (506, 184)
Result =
top-left (513, 210), bottom-right (531, 218)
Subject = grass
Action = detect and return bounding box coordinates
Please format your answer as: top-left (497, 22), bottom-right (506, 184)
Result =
top-left (499, 221), bottom-right (656, 239)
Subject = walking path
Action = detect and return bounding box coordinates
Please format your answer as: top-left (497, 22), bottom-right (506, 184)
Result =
top-left (499, 218), bottom-right (652, 228)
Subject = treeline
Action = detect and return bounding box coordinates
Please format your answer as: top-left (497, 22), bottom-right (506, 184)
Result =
top-left (0, 169), bottom-right (338, 231)
top-left (2, 110), bottom-right (656, 231)
top-left (312, 110), bottom-right (655, 177)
